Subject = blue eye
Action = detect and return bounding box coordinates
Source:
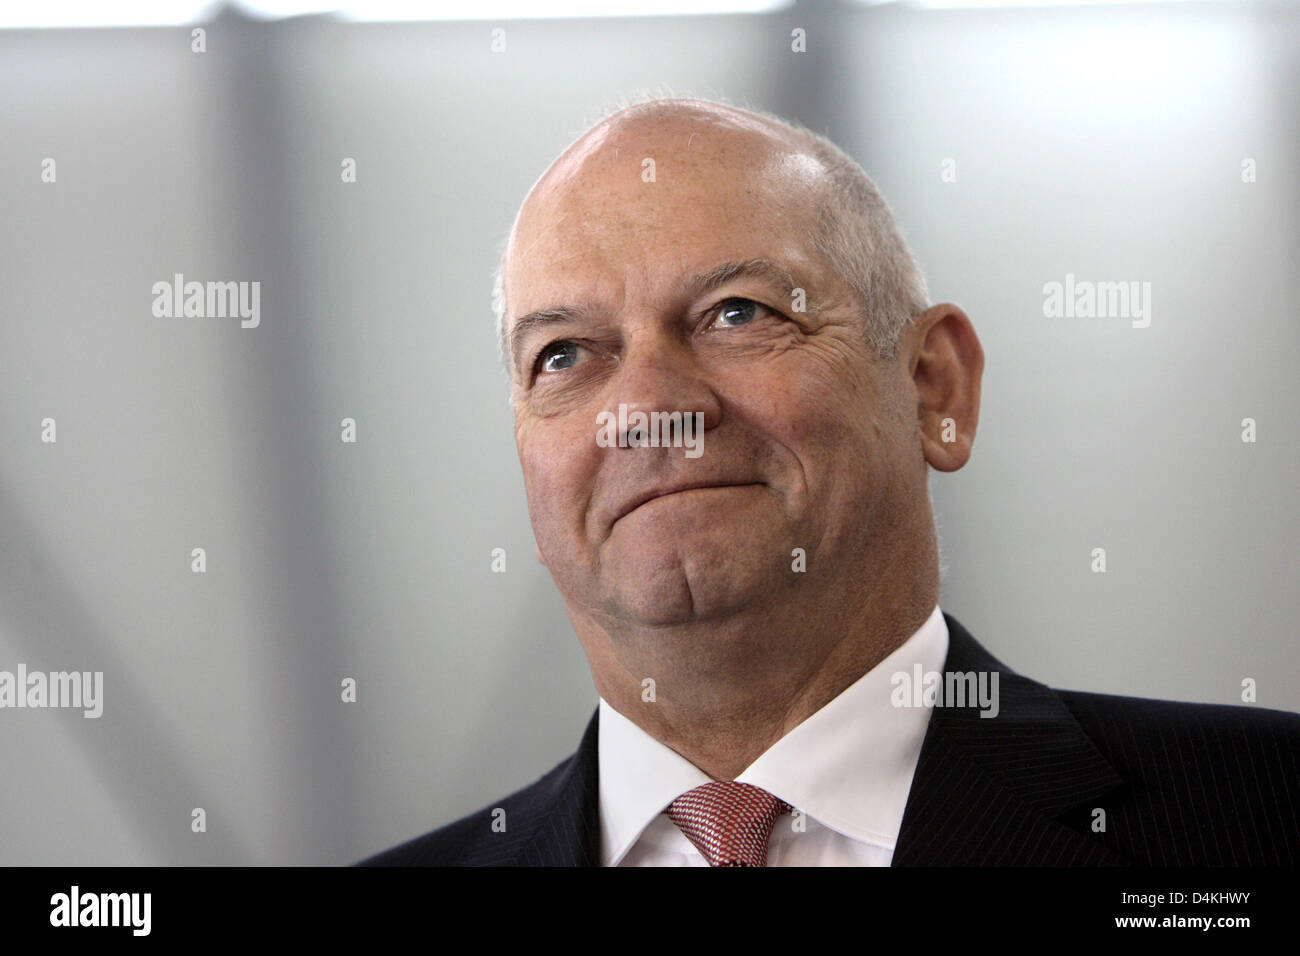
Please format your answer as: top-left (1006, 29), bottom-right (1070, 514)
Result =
top-left (537, 341), bottom-right (582, 374)
top-left (713, 298), bottom-right (761, 328)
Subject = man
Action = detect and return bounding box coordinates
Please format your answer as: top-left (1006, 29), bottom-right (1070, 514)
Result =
top-left (362, 96), bottom-right (1299, 867)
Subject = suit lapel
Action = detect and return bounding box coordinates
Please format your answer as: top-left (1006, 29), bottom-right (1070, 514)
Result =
top-left (892, 614), bottom-right (1130, 866)
top-left (513, 708), bottom-right (602, 866)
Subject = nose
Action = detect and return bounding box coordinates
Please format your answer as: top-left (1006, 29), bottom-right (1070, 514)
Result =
top-left (608, 327), bottom-right (722, 446)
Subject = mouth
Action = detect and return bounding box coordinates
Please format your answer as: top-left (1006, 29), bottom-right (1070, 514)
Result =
top-left (614, 482), bottom-right (761, 524)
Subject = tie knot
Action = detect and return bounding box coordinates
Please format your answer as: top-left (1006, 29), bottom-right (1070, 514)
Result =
top-left (666, 781), bottom-right (792, 867)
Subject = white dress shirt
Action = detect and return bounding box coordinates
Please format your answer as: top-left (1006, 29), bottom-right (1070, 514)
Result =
top-left (598, 604), bottom-right (949, 866)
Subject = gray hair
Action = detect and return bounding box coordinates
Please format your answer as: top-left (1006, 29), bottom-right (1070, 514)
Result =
top-left (492, 91), bottom-right (930, 376)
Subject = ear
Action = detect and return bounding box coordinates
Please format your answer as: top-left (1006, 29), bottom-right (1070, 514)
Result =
top-left (906, 304), bottom-right (984, 472)
top-left (535, 541), bottom-right (546, 566)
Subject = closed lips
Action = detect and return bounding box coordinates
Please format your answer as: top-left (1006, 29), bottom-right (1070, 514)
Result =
top-left (615, 482), bottom-right (758, 522)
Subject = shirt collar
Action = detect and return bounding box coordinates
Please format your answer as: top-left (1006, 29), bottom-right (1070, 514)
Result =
top-left (598, 605), bottom-right (949, 866)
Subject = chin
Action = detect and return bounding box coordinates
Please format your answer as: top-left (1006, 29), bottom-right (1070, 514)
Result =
top-left (605, 554), bottom-right (775, 626)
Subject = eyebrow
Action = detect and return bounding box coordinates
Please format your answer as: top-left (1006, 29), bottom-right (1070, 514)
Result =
top-left (507, 258), bottom-right (804, 375)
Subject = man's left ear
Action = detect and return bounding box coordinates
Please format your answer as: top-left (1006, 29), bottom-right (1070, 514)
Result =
top-left (907, 303), bottom-right (984, 472)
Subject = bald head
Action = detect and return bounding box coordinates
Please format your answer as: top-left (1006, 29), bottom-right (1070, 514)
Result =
top-left (493, 96), bottom-right (930, 382)
top-left (519, 99), bottom-right (815, 216)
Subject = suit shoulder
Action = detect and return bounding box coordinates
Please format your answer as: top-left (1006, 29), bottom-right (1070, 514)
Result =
top-left (1051, 690), bottom-right (1300, 863)
top-left (1056, 687), bottom-right (1300, 743)
top-left (355, 752), bottom-right (576, 867)
top-left (1062, 690), bottom-right (1298, 838)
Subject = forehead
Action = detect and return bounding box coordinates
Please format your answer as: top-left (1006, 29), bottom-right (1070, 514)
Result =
top-left (506, 110), bottom-right (830, 316)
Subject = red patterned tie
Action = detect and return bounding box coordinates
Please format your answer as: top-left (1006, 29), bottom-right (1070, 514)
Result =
top-left (666, 781), bottom-right (792, 867)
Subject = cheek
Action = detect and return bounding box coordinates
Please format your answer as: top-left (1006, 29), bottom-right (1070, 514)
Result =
top-left (749, 359), bottom-right (896, 511)
top-left (517, 417), bottom-right (599, 530)
top-left (752, 356), bottom-right (879, 452)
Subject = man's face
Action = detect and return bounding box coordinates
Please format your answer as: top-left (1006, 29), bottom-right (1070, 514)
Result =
top-left (505, 109), bottom-right (925, 631)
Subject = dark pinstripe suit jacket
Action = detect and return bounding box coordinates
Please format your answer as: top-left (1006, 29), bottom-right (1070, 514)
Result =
top-left (360, 613), bottom-right (1300, 866)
